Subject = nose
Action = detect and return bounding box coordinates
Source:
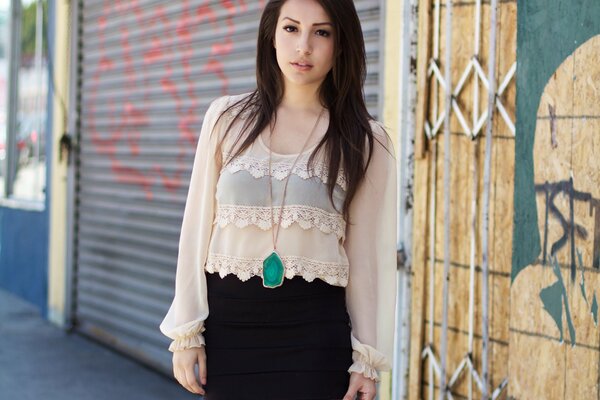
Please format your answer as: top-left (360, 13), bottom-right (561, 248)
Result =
top-left (296, 33), bottom-right (312, 55)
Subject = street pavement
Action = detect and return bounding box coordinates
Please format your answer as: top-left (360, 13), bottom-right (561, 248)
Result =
top-left (0, 289), bottom-right (203, 400)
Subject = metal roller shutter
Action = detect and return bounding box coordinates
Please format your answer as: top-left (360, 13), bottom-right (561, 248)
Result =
top-left (73, 0), bottom-right (384, 373)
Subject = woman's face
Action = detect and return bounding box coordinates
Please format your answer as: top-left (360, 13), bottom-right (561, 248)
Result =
top-left (273, 0), bottom-right (335, 90)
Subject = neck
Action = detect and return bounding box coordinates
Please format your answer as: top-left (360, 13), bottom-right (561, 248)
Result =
top-left (280, 82), bottom-right (323, 114)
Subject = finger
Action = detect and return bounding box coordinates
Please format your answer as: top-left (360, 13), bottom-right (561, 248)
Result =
top-left (184, 365), bottom-right (205, 395)
top-left (174, 367), bottom-right (193, 394)
top-left (343, 384), bottom-right (358, 400)
top-left (359, 390), bottom-right (375, 400)
top-left (198, 353), bottom-right (207, 386)
top-left (173, 357), bottom-right (190, 392)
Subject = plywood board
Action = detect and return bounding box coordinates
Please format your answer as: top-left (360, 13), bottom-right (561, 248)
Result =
top-left (508, 329), bottom-right (566, 399)
top-left (564, 336), bottom-right (600, 399)
top-left (490, 339), bottom-right (509, 398)
top-left (491, 272), bottom-right (511, 344)
top-left (414, 0), bottom-right (432, 159)
top-left (408, 142), bottom-right (434, 400)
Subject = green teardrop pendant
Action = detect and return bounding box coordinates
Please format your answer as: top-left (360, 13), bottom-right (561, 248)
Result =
top-left (262, 251), bottom-right (285, 288)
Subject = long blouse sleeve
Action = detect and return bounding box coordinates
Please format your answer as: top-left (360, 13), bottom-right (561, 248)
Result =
top-left (159, 95), bottom-right (229, 352)
top-left (343, 121), bottom-right (398, 382)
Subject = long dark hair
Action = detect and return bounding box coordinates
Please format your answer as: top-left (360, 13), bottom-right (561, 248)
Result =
top-left (212, 0), bottom-right (392, 226)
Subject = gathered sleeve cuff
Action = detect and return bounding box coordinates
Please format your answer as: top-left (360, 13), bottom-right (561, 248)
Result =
top-left (167, 324), bottom-right (206, 352)
top-left (343, 121), bottom-right (398, 381)
top-left (348, 333), bottom-right (392, 382)
top-left (159, 95), bottom-right (231, 352)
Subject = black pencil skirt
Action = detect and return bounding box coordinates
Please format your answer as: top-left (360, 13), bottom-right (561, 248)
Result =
top-left (202, 271), bottom-right (354, 400)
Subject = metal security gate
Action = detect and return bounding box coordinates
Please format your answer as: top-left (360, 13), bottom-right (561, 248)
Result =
top-left (408, 0), bottom-right (517, 399)
top-left (71, 0), bottom-right (385, 373)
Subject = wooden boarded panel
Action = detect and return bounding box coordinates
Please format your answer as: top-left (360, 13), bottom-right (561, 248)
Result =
top-left (508, 325), bottom-right (566, 398)
top-left (414, 0), bottom-right (432, 159)
top-left (490, 333), bottom-right (510, 398)
top-left (564, 344), bottom-right (599, 399)
top-left (509, 33), bottom-right (600, 399)
top-left (561, 34), bottom-right (600, 400)
top-left (407, 145), bottom-right (433, 399)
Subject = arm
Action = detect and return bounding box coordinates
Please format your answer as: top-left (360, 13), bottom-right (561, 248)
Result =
top-left (159, 95), bottom-right (229, 352)
top-left (343, 121), bottom-right (398, 382)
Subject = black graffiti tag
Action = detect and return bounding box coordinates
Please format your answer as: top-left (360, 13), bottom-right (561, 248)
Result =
top-left (535, 178), bottom-right (600, 281)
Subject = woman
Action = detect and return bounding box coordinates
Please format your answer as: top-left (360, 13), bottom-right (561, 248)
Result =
top-left (159, 0), bottom-right (397, 399)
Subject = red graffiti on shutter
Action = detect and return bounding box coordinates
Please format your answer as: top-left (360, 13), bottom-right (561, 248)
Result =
top-left (86, 0), bottom-right (261, 201)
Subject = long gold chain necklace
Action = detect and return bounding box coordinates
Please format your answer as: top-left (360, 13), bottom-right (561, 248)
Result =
top-left (261, 107), bottom-right (325, 288)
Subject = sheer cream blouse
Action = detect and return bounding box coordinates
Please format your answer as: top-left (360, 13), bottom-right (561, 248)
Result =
top-left (159, 92), bottom-right (397, 382)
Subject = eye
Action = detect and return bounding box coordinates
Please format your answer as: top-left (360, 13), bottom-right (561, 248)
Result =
top-left (283, 25), bottom-right (297, 33)
top-left (316, 29), bottom-right (331, 37)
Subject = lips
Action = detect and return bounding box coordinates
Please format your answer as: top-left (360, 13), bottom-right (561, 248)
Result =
top-left (291, 61), bottom-right (313, 67)
top-left (291, 62), bottom-right (313, 72)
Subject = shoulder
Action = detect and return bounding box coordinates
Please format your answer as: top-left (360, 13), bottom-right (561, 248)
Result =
top-left (206, 91), bottom-right (252, 111)
top-left (368, 119), bottom-right (395, 158)
top-left (208, 91), bottom-right (255, 121)
top-left (205, 92), bottom-right (255, 150)
top-left (226, 91), bottom-right (254, 105)
top-left (361, 120), bottom-right (396, 187)
top-left (213, 91), bottom-right (254, 109)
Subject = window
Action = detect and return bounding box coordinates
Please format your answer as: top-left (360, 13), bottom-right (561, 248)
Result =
top-left (0, 0), bottom-right (48, 206)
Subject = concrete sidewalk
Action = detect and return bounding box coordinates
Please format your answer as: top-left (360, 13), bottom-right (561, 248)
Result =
top-left (0, 289), bottom-right (202, 400)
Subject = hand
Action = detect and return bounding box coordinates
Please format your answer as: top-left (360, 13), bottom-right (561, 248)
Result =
top-left (343, 372), bottom-right (377, 400)
top-left (172, 346), bottom-right (207, 395)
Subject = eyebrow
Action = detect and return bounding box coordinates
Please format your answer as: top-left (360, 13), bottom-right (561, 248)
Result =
top-left (282, 17), bottom-right (333, 27)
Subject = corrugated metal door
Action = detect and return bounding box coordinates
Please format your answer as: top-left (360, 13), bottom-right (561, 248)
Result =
top-left (73, 0), bottom-right (384, 373)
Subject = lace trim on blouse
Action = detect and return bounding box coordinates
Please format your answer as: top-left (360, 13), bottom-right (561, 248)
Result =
top-left (213, 204), bottom-right (346, 240)
top-left (222, 152), bottom-right (348, 191)
top-left (205, 253), bottom-right (349, 286)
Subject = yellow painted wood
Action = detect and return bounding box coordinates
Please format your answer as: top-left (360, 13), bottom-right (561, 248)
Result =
top-left (47, 0), bottom-right (71, 328)
top-left (380, 0), bottom-right (402, 398)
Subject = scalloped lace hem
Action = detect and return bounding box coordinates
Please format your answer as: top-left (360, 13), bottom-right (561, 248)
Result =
top-left (204, 253), bottom-right (349, 287)
top-left (213, 204), bottom-right (346, 240)
top-left (222, 152), bottom-right (347, 191)
top-left (168, 327), bottom-right (206, 352)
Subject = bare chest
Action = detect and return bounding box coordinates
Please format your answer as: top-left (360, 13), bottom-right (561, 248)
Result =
top-left (258, 116), bottom-right (328, 156)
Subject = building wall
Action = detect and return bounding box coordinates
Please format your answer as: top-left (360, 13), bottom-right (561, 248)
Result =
top-left (0, 206), bottom-right (49, 315)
